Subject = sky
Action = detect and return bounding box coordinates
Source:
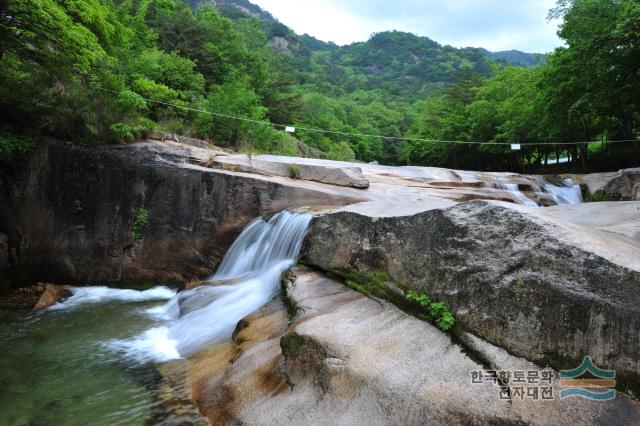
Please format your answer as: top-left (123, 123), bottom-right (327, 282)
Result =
top-left (251, 0), bottom-right (563, 53)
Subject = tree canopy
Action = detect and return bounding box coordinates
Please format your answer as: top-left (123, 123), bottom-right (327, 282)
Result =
top-left (1, 0), bottom-right (638, 172)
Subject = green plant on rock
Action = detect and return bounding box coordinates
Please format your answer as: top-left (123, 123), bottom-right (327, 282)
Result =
top-left (406, 290), bottom-right (455, 331)
top-left (132, 207), bottom-right (149, 240)
top-left (287, 164), bottom-right (301, 179)
top-left (280, 333), bottom-right (305, 358)
top-left (0, 132), bottom-right (37, 161)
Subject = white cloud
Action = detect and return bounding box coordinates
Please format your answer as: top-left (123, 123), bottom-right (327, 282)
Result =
top-left (251, 0), bottom-right (563, 52)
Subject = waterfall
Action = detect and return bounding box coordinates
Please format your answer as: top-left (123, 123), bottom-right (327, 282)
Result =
top-left (486, 183), bottom-right (539, 207)
top-left (544, 178), bottom-right (583, 205)
top-left (498, 183), bottom-right (540, 208)
top-left (105, 210), bottom-right (312, 362)
top-left (486, 178), bottom-right (582, 207)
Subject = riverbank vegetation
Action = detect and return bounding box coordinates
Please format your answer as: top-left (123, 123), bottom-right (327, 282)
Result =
top-left (1, 0), bottom-right (638, 172)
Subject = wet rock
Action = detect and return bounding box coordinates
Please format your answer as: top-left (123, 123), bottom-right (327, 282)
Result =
top-left (189, 298), bottom-right (290, 424)
top-left (302, 200), bottom-right (640, 391)
top-left (32, 284), bottom-right (71, 311)
top-left (0, 285), bottom-right (42, 313)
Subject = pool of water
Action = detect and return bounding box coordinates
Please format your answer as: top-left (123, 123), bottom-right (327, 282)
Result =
top-left (0, 211), bottom-right (313, 425)
top-left (0, 291), bottom-right (207, 426)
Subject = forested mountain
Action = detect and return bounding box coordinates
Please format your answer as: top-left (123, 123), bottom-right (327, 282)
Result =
top-left (480, 49), bottom-right (546, 67)
top-left (1, 0), bottom-right (638, 172)
top-left (205, 0), bottom-right (539, 102)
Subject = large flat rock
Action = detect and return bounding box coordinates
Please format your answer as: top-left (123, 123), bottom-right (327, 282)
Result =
top-left (188, 268), bottom-right (640, 425)
top-left (302, 200), bottom-right (640, 392)
top-left (213, 155), bottom-right (370, 189)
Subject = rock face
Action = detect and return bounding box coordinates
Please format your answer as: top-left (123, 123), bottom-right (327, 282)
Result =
top-left (188, 268), bottom-right (640, 425)
top-left (302, 200), bottom-right (640, 392)
top-left (0, 233), bottom-right (8, 282)
top-left (599, 169), bottom-right (640, 201)
top-left (0, 139), bottom-right (361, 285)
top-left (32, 283), bottom-right (71, 311)
top-left (212, 155), bottom-right (370, 189)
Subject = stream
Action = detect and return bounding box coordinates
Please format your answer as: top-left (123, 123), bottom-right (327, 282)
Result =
top-left (0, 211), bottom-right (312, 425)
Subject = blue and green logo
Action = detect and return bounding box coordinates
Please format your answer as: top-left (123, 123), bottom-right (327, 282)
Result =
top-left (559, 357), bottom-right (616, 401)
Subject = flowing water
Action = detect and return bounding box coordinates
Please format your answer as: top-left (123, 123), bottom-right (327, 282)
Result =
top-left (0, 210), bottom-right (312, 425)
top-left (543, 179), bottom-right (583, 205)
top-left (487, 178), bottom-right (583, 208)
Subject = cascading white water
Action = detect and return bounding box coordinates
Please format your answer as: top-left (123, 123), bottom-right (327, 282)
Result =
top-left (544, 178), bottom-right (583, 205)
top-left (127, 210), bottom-right (311, 360)
top-left (498, 183), bottom-right (540, 208)
top-left (101, 210), bottom-right (312, 362)
top-left (486, 182), bottom-right (540, 207)
top-left (486, 178), bottom-right (582, 208)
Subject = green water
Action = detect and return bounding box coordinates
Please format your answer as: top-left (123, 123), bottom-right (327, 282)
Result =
top-left (0, 299), bottom-right (205, 426)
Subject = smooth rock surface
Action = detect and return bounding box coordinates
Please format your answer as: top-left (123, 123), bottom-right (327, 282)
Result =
top-left (188, 268), bottom-right (640, 425)
top-left (212, 155), bottom-right (370, 189)
top-left (302, 200), bottom-right (640, 390)
top-left (7, 138), bottom-right (635, 287)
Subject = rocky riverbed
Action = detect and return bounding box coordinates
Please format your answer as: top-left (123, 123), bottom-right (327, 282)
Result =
top-left (1, 138), bottom-right (639, 425)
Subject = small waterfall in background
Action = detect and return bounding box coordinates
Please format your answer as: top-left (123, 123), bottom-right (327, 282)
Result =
top-left (543, 178), bottom-right (583, 205)
top-left (495, 183), bottom-right (540, 208)
top-left (487, 178), bottom-right (583, 208)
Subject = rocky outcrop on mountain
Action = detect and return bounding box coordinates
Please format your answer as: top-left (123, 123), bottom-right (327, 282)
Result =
top-left (302, 200), bottom-right (640, 393)
top-left (0, 139), bottom-right (361, 285)
top-left (187, 267), bottom-right (640, 425)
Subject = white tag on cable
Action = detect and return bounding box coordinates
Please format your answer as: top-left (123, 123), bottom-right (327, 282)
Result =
top-left (285, 126), bottom-right (296, 133)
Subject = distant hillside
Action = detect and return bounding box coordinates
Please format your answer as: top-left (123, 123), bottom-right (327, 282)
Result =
top-left (193, 1), bottom-right (540, 103)
top-left (479, 49), bottom-right (546, 67)
top-left (305, 31), bottom-right (493, 101)
top-left (189, 0), bottom-right (276, 23)
top-left (205, 0), bottom-right (543, 66)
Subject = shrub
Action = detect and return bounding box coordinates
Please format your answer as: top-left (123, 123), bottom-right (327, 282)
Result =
top-left (132, 208), bottom-right (149, 240)
top-left (0, 132), bottom-right (37, 161)
top-left (406, 290), bottom-right (455, 331)
top-left (287, 164), bottom-right (301, 179)
top-left (110, 123), bottom-right (135, 142)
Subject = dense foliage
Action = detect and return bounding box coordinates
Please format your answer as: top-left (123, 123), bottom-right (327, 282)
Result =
top-left (0, 0), bottom-right (298, 156)
top-left (1, 0), bottom-right (638, 172)
top-left (403, 0), bottom-right (640, 172)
